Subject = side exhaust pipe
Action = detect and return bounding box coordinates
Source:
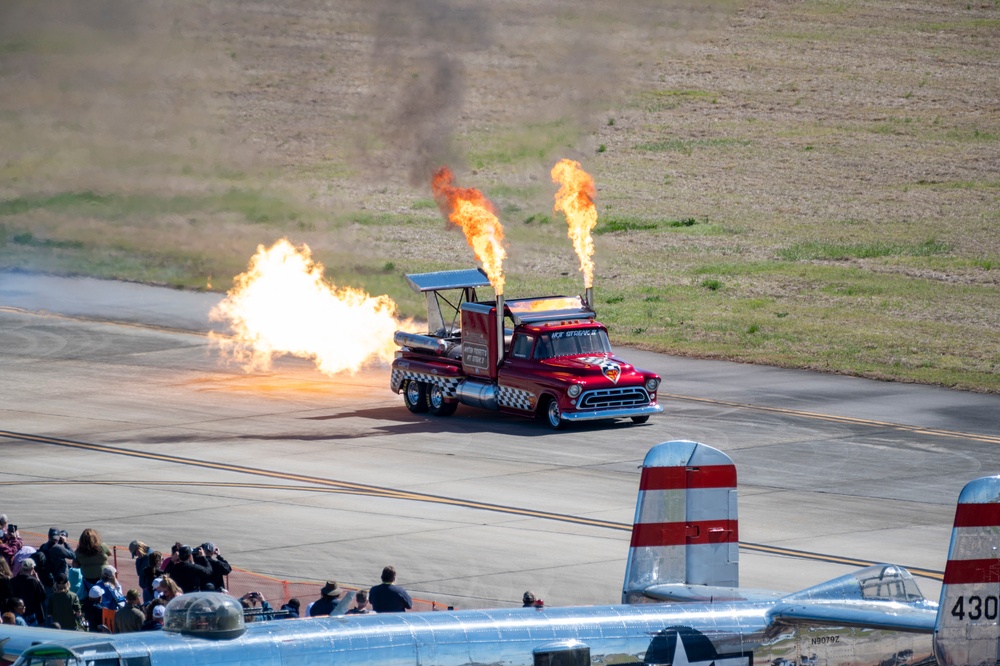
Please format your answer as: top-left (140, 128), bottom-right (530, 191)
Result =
top-left (394, 331), bottom-right (449, 356)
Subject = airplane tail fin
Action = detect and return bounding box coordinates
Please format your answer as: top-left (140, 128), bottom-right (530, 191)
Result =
top-left (622, 440), bottom-right (738, 604)
top-left (933, 475), bottom-right (1000, 666)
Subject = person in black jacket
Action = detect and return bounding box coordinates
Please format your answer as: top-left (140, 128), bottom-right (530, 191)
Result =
top-left (37, 529), bottom-right (75, 594)
top-left (369, 566), bottom-right (412, 613)
top-left (10, 559), bottom-right (46, 626)
top-left (277, 598), bottom-right (301, 619)
top-left (308, 581), bottom-right (344, 617)
top-left (82, 585), bottom-right (105, 632)
top-left (166, 545), bottom-right (212, 593)
top-left (200, 542), bottom-right (232, 591)
top-left (139, 551), bottom-right (162, 604)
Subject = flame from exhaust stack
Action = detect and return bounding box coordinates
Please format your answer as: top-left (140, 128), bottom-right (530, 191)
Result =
top-left (431, 166), bottom-right (506, 294)
top-left (210, 239), bottom-right (404, 376)
top-left (551, 158), bottom-right (598, 288)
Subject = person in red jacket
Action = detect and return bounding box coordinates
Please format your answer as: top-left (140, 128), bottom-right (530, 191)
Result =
top-left (0, 517), bottom-right (22, 569)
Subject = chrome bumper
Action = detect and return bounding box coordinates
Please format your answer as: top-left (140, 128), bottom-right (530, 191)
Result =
top-left (561, 404), bottom-right (663, 422)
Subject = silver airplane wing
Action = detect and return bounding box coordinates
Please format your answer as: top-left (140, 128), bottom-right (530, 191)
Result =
top-left (768, 600), bottom-right (937, 633)
top-left (642, 584), bottom-right (784, 603)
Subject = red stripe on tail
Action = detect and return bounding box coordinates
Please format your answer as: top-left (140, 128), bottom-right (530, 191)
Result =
top-left (630, 519), bottom-right (738, 547)
top-left (943, 558), bottom-right (1000, 584)
top-left (953, 503), bottom-right (1000, 528)
top-left (640, 465), bottom-right (737, 491)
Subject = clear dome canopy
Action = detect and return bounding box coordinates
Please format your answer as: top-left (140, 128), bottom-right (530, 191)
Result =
top-left (163, 592), bottom-right (247, 640)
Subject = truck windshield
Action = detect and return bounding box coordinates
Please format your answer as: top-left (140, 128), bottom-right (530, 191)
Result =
top-left (535, 328), bottom-right (611, 359)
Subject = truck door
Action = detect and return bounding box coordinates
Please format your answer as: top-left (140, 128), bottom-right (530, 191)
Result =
top-left (496, 332), bottom-right (543, 413)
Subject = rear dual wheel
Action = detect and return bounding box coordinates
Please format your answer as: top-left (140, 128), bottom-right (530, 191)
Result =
top-left (403, 380), bottom-right (429, 413)
top-left (427, 384), bottom-right (458, 417)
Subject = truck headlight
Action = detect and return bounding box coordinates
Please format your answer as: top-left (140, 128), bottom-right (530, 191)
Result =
top-left (567, 384), bottom-right (582, 398)
top-left (645, 378), bottom-right (660, 392)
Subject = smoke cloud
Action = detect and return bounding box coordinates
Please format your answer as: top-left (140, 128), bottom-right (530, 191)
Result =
top-left (358, 0), bottom-right (730, 185)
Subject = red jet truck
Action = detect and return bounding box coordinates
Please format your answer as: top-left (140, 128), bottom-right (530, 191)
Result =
top-left (390, 269), bottom-right (662, 429)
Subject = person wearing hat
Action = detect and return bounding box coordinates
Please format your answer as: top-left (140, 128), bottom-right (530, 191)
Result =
top-left (10, 557), bottom-right (46, 626)
top-left (167, 545), bottom-right (212, 593)
top-left (141, 600), bottom-right (165, 631)
top-left (127, 541), bottom-right (150, 588)
top-left (308, 581), bottom-right (344, 617)
top-left (200, 542), bottom-right (232, 591)
top-left (82, 583), bottom-right (106, 632)
top-left (114, 589), bottom-right (145, 633)
top-left (37, 528), bottom-right (75, 595)
top-left (151, 576), bottom-right (164, 599)
top-left (44, 574), bottom-right (83, 631)
top-left (96, 565), bottom-right (126, 610)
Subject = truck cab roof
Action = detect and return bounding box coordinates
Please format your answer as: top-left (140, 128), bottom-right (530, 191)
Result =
top-left (503, 296), bottom-right (595, 325)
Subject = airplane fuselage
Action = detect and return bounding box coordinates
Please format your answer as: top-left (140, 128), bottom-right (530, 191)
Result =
top-left (5, 601), bottom-right (935, 666)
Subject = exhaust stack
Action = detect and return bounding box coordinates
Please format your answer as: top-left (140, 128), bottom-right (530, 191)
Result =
top-left (496, 294), bottom-right (505, 366)
top-left (585, 286), bottom-right (594, 313)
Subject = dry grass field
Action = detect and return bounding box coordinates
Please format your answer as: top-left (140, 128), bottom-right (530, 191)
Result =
top-left (1, 0), bottom-right (997, 391)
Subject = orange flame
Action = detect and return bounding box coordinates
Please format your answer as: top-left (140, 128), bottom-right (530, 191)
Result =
top-left (551, 158), bottom-right (598, 288)
top-left (432, 166), bottom-right (506, 294)
top-left (210, 239), bottom-right (406, 376)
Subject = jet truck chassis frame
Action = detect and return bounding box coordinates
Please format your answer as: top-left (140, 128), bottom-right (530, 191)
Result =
top-left (389, 268), bottom-right (663, 429)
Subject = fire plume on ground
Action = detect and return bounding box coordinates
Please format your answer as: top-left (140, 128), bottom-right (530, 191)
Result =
top-left (431, 166), bottom-right (507, 294)
top-left (551, 159), bottom-right (598, 288)
top-left (210, 239), bottom-right (405, 376)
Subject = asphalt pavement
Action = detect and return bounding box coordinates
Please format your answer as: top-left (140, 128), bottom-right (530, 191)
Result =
top-left (1, 270), bottom-right (998, 609)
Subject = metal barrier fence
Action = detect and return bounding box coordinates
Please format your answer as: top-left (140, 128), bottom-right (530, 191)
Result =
top-left (16, 532), bottom-right (447, 613)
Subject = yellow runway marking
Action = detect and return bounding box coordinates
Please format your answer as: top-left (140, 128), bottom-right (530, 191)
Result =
top-left (0, 430), bottom-right (623, 529)
top-left (1, 429), bottom-right (944, 581)
top-left (661, 393), bottom-right (1000, 446)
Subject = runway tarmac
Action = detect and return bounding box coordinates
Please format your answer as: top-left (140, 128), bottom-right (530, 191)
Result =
top-left (2, 270), bottom-right (999, 610)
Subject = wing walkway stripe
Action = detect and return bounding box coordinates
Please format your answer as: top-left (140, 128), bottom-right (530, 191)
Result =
top-left (0, 429), bottom-right (944, 582)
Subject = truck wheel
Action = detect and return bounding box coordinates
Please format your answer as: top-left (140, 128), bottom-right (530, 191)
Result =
top-left (426, 384), bottom-right (458, 417)
top-left (631, 415), bottom-right (650, 424)
top-left (403, 380), bottom-right (429, 413)
top-left (543, 398), bottom-right (565, 430)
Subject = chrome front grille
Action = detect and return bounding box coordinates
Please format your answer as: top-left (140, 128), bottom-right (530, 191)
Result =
top-left (578, 386), bottom-right (650, 410)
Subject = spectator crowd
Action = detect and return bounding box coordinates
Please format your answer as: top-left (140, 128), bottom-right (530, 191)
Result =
top-left (0, 513), bottom-right (417, 633)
